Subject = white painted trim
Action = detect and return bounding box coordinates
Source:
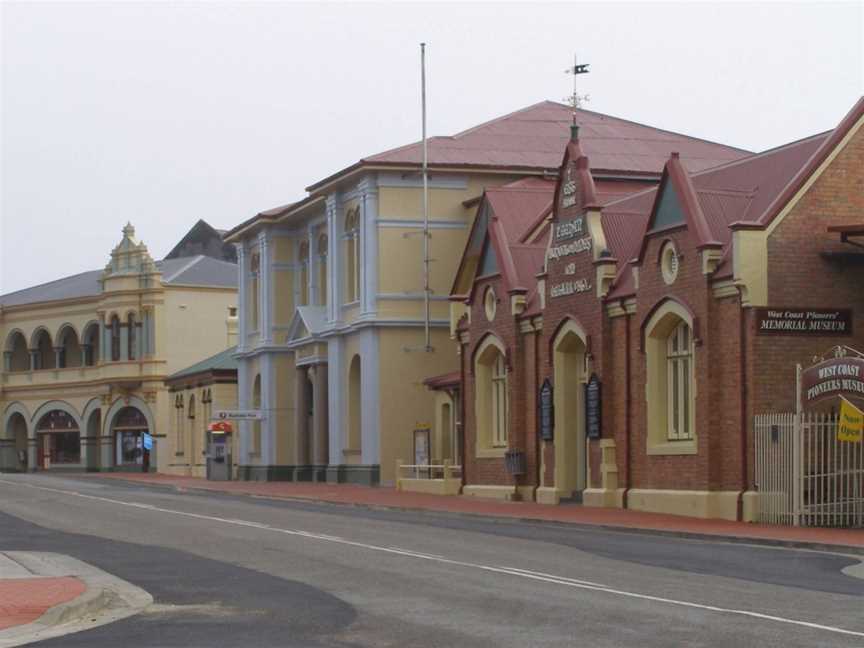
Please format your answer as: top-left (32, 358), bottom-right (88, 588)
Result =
top-left (377, 293), bottom-right (450, 301)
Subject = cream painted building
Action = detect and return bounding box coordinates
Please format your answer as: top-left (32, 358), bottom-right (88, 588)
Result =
top-left (0, 223), bottom-right (237, 473)
top-left (223, 101), bottom-right (750, 485)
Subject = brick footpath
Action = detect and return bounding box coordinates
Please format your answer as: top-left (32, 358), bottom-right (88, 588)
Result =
top-left (82, 473), bottom-right (864, 551)
top-left (0, 577), bottom-right (86, 630)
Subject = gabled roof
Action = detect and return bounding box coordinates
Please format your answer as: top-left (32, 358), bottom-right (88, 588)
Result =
top-left (450, 178), bottom-right (556, 300)
top-left (286, 305), bottom-right (327, 344)
top-left (307, 101), bottom-right (751, 193)
top-left (165, 219), bottom-right (237, 262)
top-left (166, 346), bottom-right (239, 383)
top-left (604, 129), bottom-right (834, 299)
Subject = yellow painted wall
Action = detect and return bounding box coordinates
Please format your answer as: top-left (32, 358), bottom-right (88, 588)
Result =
top-left (377, 327), bottom-right (459, 483)
top-left (162, 288), bottom-right (236, 374)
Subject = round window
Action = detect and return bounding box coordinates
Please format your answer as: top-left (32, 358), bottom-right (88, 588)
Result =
top-left (661, 242), bottom-right (679, 285)
top-left (484, 287), bottom-right (497, 322)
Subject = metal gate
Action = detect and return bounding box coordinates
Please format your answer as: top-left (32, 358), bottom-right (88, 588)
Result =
top-left (754, 412), bottom-right (864, 527)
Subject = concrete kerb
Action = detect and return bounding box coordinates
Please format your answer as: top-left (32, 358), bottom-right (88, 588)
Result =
top-left (116, 479), bottom-right (864, 558)
top-left (0, 553), bottom-right (152, 648)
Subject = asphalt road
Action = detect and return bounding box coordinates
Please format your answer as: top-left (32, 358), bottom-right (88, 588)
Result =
top-left (0, 473), bottom-right (861, 647)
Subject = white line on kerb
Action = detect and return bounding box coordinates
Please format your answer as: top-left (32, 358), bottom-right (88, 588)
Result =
top-left (2, 478), bottom-right (862, 640)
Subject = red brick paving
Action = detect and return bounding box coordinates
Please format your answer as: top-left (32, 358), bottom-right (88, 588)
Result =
top-left (0, 577), bottom-right (86, 630)
top-left (83, 473), bottom-right (864, 550)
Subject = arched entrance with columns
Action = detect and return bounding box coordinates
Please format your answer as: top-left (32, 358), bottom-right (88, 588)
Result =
top-left (105, 397), bottom-right (155, 472)
top-left (32, 402), bottom-right (83, 470)
top-left (81, 398), bottom-right (102, 471)
top-left (2, 403), bottom-right (31, 471)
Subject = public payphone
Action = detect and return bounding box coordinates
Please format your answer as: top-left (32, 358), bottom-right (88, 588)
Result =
top-left (206, 422), bottom-right (232, 481)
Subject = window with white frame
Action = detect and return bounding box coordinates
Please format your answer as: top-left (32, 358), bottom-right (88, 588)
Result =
top-left (666, 321), bottom-right (693, 441)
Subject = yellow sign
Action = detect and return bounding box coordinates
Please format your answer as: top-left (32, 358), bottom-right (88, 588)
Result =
top-left (838, 397), bottom-right (864, 443)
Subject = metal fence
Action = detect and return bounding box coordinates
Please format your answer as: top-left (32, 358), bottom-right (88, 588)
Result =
top-left (755, 412), bottom-right (864, 527)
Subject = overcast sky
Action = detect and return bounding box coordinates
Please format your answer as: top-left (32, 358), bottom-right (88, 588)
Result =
top-left (1, 1), bottom-right (862, 294)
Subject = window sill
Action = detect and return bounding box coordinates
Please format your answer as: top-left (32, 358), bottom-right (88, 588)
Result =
top-left (341, 301), bottom-right (360, 309)
top-left (647, 440), bottom-right (697, 456)
top-left (342, 448), bottom-right (361, 456)
top-left (475, 446), bottom-right (507, 459)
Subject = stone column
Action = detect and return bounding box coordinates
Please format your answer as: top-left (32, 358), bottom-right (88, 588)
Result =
top-left (325, 194), bottom-right (342, 324)
top-left (119, 324), bottom-right (129, 361)
top-left (27, 437), bottom-right (38, 472)
top-left (307, 224), bottom-right (318, 306)
top-left (29, 350), bottom-right (38, 371)
top-left (313, 363), bottom-right (329, 467)
top-left (294, 366), bottom-right (308, 466)
top-left (236, 244), bottom-right (248, 352)
top-left (359, 176), bottom-right (378, 317)
top-left (54, 347), bottom-right (63, 369)
top-left (258, 231), bottom-right (272, 345)
top-left (80, 345), bottom-right (90, 367)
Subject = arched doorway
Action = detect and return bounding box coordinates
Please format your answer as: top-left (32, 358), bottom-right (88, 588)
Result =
top-left (84, 407), bottom-right (101, 470)
top-left (111, 407), bottom-right (150, 471)
top-left (347, 355), bottom-right (362, 462)
top-left (3, 411), bottom-right (29, 471)
top-left (35, 410), bottom-right (81, 469)
top-left (82, 322), bottom-right (100, 366)
top-left (553, 322), bottom-right (588, 501)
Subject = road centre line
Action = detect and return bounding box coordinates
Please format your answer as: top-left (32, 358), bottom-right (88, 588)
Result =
top-left (2, 478), bottom-right (862, 640)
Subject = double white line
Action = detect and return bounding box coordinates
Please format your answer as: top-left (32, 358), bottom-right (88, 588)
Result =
top-left (2, 478), bottom-right (862, 640)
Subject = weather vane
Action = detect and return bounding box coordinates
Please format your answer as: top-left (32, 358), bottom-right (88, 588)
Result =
top-left (564, 55), bottom-right (590, 119)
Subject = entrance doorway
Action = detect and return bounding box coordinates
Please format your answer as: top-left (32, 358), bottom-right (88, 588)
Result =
top-left (35, 410), bottom-right (81, 469)
top-left (553, 323), bottom-right (588, 501)
top-left (112, 407), bottom-right (150, 471)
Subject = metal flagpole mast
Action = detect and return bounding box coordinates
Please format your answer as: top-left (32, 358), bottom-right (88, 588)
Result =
top-left (564, 54), bottom-right (590, 119)
top-left (421, 42), bottom-right (431, 352)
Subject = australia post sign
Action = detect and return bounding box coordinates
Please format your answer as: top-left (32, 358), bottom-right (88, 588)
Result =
top-left (802, 357), bottom-right (864, 404)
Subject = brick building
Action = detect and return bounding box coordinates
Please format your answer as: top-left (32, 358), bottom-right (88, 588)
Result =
top-left (447, 97), bottom-right (864, 520)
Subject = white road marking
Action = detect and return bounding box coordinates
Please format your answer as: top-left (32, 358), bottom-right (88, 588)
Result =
top-left (2, 478), bottom-right (862, 640)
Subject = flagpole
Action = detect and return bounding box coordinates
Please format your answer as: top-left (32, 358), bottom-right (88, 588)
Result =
top-left (421, 42), bottom-right (431, 352)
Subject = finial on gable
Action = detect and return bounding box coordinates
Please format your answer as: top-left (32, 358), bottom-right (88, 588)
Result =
top-left (570, 123), bottom-right (580, 142)
top-left (123, 222), bottom-right (135, 238)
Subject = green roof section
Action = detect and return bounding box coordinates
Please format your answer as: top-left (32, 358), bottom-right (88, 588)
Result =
top-left (167, 346), bottom-right (239, 382)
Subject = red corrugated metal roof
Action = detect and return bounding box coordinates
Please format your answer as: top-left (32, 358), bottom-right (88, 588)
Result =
top-left (307, 101), bottom-right (750, 192)
top-left (604, 130), bottom-right (832, 298)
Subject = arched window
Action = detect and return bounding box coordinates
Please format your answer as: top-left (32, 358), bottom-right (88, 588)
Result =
top-left (298, 241), bottom-right (309, 306)
top-left (110, 315), bottom-right (121, 361)
top-left (345, 207), bottom-right (360, 303)
top-left (57, 326), bottom-right (81, 368)
top-left (5, 331), bottom-right (29, 372)
top-left (474, 337), bottom-right (509, 453)
top-left (32, 328), bottom-right (55, 370)
top-left (666, 321), bottom-right (692, 441)
top-left (318, 233), bottom-right (328, 305)
top-left (188, 394), bottom-right (196, 419)
top-left (645, 302), bottom-right (696, 452)
top-left (127, 313), bottom-right (137, 361)
top-left (82, 322), bottom-right (100, 366)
